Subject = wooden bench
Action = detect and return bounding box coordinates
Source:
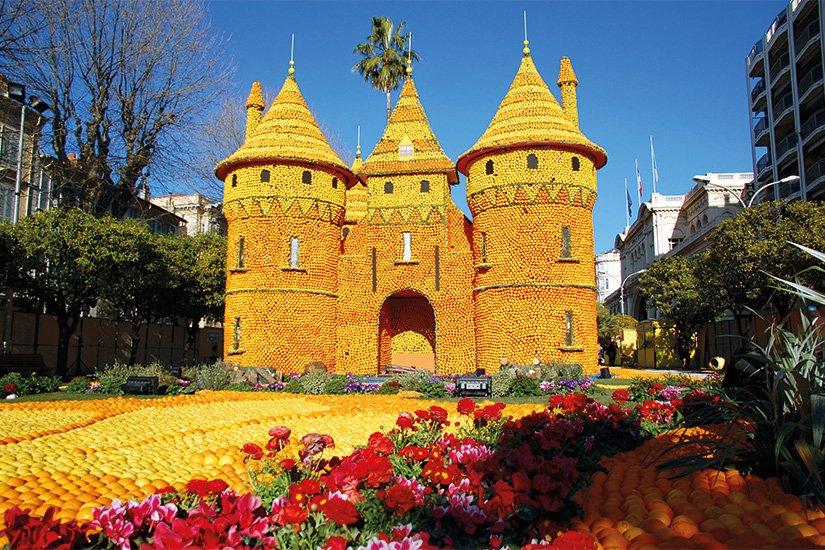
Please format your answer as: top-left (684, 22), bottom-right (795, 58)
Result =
top-left (0, 354), bottom-right (53, 376)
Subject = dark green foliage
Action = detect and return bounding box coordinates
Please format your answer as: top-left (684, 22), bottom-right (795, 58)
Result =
top-left (0, 372), bottom-right (62, 396)
top-left (225, 382), bottom-right (254, 392)
top-left (96, 377), bottom-right (126, 395)
top-left (323, 375), bottom-right (349, 395)
top-left (509, 376), bottom-right (542, 397)
top-left (282, 378), bottom-right (303, 394)
top-left (376, 381), bottom-right (402, 395)
top-left (65, 377), bottom-right (91, 394)
top-left (541, 361), bottom-right (584, 381)
top-left (418, 382), bottom-right (447, 398)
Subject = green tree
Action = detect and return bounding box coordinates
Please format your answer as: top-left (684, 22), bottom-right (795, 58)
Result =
top-left (353, 16), bottom-right (419, 122)
top-left (10, 208), bottom-right (137, 376)
top-left (638, 254), bottom-right (718, 336)
top-left (703, 200), bottom-right (825, 339)
top-left (597, 303), bottom-right (636, 345)
top-left (162, 232), bottom-right (226, 366)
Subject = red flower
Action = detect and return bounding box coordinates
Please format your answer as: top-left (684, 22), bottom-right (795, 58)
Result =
top-left (382, 484), bottom-right (417, 517)
top-left (547, 531), bottom-right (599, 549)
top-left (548, 394), bottom-right (563, 408)
top-left (242, 443), bottom-right (263, 460)
top-left (320, 496), bottom-right (359, 525)
top-left (457, 398), bottom-right (476, 415)
top-left (275, 503), bottom-right (308, 525)
top-left (612, 389), bottom-right (630, 403)
top-left (280, 458), bottom-right (295, 470)
top-left (367, 432), bottom-right (394, 455)
top-left (185, 479), bottom-right (211, 498)
top-left (206, 479), bottom-right (228, 494)
top-left (428, 406), bottom-right (448, 424)
top-left (323, 535), bottom-right (348, 550)
top-left (396, 412), bottom-right (415, 430)
top-left (268, 426), bottom-right (291, 440)
top-left (562, 393), bottom-right (591, 412)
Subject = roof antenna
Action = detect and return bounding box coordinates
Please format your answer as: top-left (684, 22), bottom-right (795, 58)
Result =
top-left (523, 11), bottom-right (530, 56)
top-left (407, 33), bottom-right (413, 76)
top-left (356, 125), bottom-right (361, 158)
top-left (289, 34), bottom-right (295, 75)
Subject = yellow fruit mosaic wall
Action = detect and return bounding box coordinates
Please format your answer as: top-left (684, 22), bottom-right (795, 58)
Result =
top-left (216, 49), bottom-right (606, 376)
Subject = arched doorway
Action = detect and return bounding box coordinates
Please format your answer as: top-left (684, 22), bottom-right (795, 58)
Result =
top-left (377, 290), bottom-right (437, 373)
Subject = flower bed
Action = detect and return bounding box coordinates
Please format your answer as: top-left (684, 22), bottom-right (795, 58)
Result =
top-left (1, 373), bottom-right (824, 549)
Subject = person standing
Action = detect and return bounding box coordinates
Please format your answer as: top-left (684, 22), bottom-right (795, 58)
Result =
top-left (606, 340), bottom-right (618, 366)
top-left (676, 334), bottom-right (691, 369)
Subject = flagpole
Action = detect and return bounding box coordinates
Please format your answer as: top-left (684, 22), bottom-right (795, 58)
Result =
top-left (636, 158), bottom-right (642, 206)
top-left (650, 136), bottom-right (658, 194)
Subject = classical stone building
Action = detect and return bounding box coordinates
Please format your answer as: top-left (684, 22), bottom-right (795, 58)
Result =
top-left (216, 44), bottom-right (606, 375)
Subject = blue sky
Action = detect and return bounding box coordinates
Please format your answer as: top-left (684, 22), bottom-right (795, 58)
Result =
top-left (205, 0), bottom-right (787, 254)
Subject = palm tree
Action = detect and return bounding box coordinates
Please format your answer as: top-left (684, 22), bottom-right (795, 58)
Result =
top-left (353, 16), bottom-right (419, 122)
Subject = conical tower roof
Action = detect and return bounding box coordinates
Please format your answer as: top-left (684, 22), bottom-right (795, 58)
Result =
top-left (216, 76), bottom-right (354, 184)
top-left (456, 53), bottom-right (606, 174)
top-left (357, 78), bottom-right (458, 184)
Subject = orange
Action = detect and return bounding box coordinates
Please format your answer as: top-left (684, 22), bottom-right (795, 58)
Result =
top-left (600, 532), bottom-right (629, 550)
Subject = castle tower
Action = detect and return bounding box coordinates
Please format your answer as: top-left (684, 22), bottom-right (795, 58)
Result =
top-left (456, 43), bottom-right (607, 372)
top-left (336, 74), bottom-right (475, 375)
top-left (215, 70), bottom-right (354, 372)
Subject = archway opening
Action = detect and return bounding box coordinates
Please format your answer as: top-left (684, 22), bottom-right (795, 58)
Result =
top-left (378, 290), bottom-right (436, 373)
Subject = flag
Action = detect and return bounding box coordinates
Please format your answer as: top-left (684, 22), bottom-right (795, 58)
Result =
top-left (650, 136), bottom-right (659, 191)
top-left (636, 159), bottom-right (642, 199)
top-left (626, 187), bottom-right (633, 219)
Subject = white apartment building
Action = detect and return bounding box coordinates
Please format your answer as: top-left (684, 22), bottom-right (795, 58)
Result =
top-left (149, 193), bottom-right (225, 236)
top-left (594, 248), bottom-right (621, 303)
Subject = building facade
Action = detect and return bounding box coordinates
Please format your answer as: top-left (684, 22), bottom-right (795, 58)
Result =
top-left (607, 173), bottom-right (750, 317)
top-left (0, 76), bottom-right (51, 223)
top-left (594, 248), bottom-right (621, 303)
top-left (216, 46), bottom-right (606, 375)
top-left (150, 193), bottom-right (226, 236)
top-left (747, 0), bottom-right (825, 203)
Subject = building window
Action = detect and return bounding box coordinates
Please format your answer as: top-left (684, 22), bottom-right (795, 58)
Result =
top-left (481, 232), bottom-right (488, 263)
top-left (302, 170), bottom-right (311, 184)
top-left (237, 236), bottom-right (245, 268)
top-left (260, 169), bottom-right (270, 183)
top-left (0, 183), bottom-right (13, 222)
top-left (668, 238), bottom-right (682, 250)
top-left (399, 144), bottom-right (413, 157)
top-left (0, 127), bottom-right (19, 166)
top-left (332, 177), bottom-right (338, 189)
top-left (231, 174), bottom-right (237, 187)
top-left (572, 157), bottom-right (580, 171)
top-left (342, 227), bottom-right (350, 239)
top-left (420, 180), bottom-right (430, 193)
top-left (233, 317), bottom-right (241, 350)
top-left (485, 160), bottom-right (494, 175)
top-left (384, 181), bottom-right (393, 194)
top-left (565, 311), bottom-right (574, 347)
top-left (402, 232), bottom-right (412, 261)
top-left (527, 154), bottom-right (538, 169)
top-left (561, 226), bottom-right (572, 258)
top-left (290, 236), bottom-right (300, 268)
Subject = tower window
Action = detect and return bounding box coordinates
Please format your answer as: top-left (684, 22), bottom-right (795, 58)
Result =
top-left (302, 170), bottom-right (312, 184)
top-left (572, 157), bottom-right (580, 171)
top-left (402, 232), bottom-right (412, 261)
top-left (231, 174), bottom-right (237, 188)
top-left (384, 181), bottom-right (393, 194)
top-left (565, 311), bottom-right (574, 346)
top-left (420, 180), bottom-right (430, 193)
top-left (342, 227), bottom-right (350, 239)
top-left (485, 160), bottom-right (494, 175)
top-left (561, 226), bottom-right (572, 258)
top-left (527, 154), bottom-right (538, 169)
top-left (332, 177), bottom-right (338, 189)
top-left (399, 144), bottom-right (413, 157)
top-left (260, 170), bottom-right (270, 183)
top-left (233, 317), bottom-right (241, 350)
top-left (290, 236), bottom-right (300, 268)
top-left (481, 232), bottom-right (488, 263)
top-left (237, 236), bottom-right (246, 268)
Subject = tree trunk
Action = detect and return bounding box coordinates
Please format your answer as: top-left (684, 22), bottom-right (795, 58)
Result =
top-left (128, 322), bottom-right (142, 366)
top-left (179, 318), bottom-right (201, 367)
top-left (55, 310), bottom-right (80, 378)
top-left (386, 91), bottom-right (391, 122)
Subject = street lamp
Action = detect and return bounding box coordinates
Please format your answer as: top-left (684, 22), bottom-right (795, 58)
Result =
top-left (693, 174), bottom-right (800, 209)
top-left (620, 269), bottom-right (647, 317)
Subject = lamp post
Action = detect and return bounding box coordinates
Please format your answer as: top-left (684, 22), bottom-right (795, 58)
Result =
top-left (693, 174), bottom-right (800, 209)
top-left (620, 269), bottom-right (647, 317)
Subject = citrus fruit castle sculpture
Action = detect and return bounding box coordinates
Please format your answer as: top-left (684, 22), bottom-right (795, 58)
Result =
top-left (215, 40), bottom-right (607, 376)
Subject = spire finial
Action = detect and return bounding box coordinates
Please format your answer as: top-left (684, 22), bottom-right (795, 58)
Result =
top-left (289, 34), bottom-right (295, 75)
top-left (406, 34), bottom-right (413, 76)
top-left (523, 11), bottom-right (530, 56)
top-left (356, 126), bottom-right (361, 158)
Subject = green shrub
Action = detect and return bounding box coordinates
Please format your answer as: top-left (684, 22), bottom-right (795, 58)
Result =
top-left (323, 375), bottom-right (349, 395)
top-left (65, 377), bottom-right (91, 394)
top-left (32, 374), bottom-right (62, 393)
top-left (396, 371), bottom-right (430, 393)
top-left (95, 376), bottom-right (126, 395)
top-left (541, 361), bottom-right (584, 381)
top-left (419, 382), bottom-right (447, 398)
top-left (300, 371), bottom-right (328, 395)
top-left (376, 381), bottom-right (402, 395)
top-left (0, 373), bottom-right (34, 396)
top-left (491, 369), bottom-right (516, 397)
top-left (282, 378), bottom-right (303, 394)
top-left (189, 361), bottom-right (233, 391)
top-left (225, 382), bottom-right (254, 392)
top-left (509, 375), bottom-right (542, 397)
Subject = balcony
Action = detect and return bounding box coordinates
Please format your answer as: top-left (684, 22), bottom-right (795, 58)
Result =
top-left (769, 51), bottom-right (791, 78)
top-left (747, 39), bottom-right (764, 71)
top-left (798, 63), bottom-right (824, 99)
top-left (775, 132), bottom-right (798, 161)
top-left (757, 152), bottom-right (773, 175)
top-left (805, 157), bottom-right (825, 186)
top-left (754, 116), bottom-right (769, 138)
top-left (802, 108), bottom-right (825, 142)
top-left (751, 78), bottom-right (767, 103)
top-left (772, 92), bottom-right (795, 121)
top-left (794, 20), bottom-right (820, 58)
top-left (779, 175), bottom-right (801, 198)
